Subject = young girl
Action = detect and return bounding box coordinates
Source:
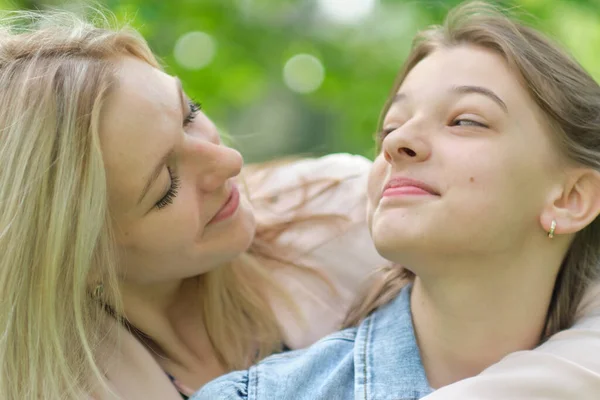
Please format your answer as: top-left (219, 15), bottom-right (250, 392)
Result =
top-left (194, 2), bottom-right (600, 399)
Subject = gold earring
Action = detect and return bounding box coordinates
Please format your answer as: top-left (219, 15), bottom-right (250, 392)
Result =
top-left (93, 284), bottom-right (104, 299)
top-left (548, 220), bottom-right (557, 239)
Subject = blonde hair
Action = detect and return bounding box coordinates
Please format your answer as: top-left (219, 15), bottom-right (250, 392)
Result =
top-left (0, 9), bottom-right (321, 399)
top-left (345, 1), bottom-right (600, 338)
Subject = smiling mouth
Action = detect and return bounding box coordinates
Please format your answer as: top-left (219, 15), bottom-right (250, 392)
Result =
top-left (208, 184), bottom-right (240, 225)
top-left (382, 177), bottom-right (440, 198)
top-left (382, 186), bottom-right (434, 197)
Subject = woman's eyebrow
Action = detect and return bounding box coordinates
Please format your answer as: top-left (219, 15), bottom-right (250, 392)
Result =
top-left (175, 76), bottom-right (188, 123)
top-left (137, 149), bottom-right (174, 206)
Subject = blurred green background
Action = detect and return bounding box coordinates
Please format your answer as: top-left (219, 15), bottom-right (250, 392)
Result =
top-left (6, 0), bottom-right (600, 162)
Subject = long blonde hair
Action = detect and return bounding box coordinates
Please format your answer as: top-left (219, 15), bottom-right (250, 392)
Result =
top-left (345, 1), bottom-right (600, 338)
top-left (0, 9), bottom-right (318, 399)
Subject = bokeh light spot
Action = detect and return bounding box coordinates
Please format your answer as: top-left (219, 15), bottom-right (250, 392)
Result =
top-left (317, 0), bottom-right (376, 24)
top-left (283, 54), bottom-right (325, 94)
top-left (174, 31), bottom-right (216, 70)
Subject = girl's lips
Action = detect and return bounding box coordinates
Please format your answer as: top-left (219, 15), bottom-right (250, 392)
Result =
top-left (382, 177), bottom-right (439, 197)
top-left (208, 184), bottom-right (240, 224)
top-left (382, 186), bottom-right (433, 197)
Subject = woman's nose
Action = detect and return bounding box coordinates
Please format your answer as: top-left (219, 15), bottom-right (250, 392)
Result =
top-left (185, 140), bottom-right (243, 192)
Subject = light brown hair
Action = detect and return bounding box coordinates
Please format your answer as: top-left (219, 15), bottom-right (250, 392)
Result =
top-left (344, 1), bottom-right (600, 339)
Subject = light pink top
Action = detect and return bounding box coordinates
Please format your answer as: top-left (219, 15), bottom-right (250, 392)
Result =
top-left (246, 153), bottom-right (386, 349)
top-left (248, 153), bottom-right (600, 399)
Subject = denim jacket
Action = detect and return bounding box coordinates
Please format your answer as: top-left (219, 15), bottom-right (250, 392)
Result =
top-left (192, 286), bottom-right (432, 400)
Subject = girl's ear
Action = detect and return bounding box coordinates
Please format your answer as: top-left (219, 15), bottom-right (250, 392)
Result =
top-left (540, 169), bottom-right (600, 235)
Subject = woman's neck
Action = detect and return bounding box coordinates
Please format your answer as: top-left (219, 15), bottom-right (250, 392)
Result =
top-left (120, 276), bottom-right (226, 390)
top-left (410, 252), bottom-right (560, 389)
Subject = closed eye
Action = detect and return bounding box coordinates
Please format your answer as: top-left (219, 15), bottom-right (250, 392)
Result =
top-left (155, 167), bottom-right (180, 210)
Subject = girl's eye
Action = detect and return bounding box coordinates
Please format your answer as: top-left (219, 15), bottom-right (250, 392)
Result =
top-left (155, 168), bottom-right (180, 210)
top-left (378, 127), bottom-right (397, 140)
top-left (451, 118), bottom-right (488, 128)
top-left (183, 99), bottom-right (202, 127)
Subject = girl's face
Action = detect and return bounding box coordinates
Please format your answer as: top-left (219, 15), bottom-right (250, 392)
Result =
top-left (100, 57), bottom-right (255, 284)
top-left (367, 45), bottom-right (563, 268)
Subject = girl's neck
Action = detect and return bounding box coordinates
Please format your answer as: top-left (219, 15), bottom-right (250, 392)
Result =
top-left (410, 254), bottom-right (559, 389)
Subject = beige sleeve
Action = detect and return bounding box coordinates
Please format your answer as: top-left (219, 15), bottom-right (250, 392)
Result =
top-left (246, 154), bottom-right (387, 349)
top-left (423, 284), bottom-right (600, 399)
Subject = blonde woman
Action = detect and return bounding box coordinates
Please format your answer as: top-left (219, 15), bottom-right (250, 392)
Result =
top-left (195, 2), bottom-right (600, 399)
top-left (0, 6), bottom-right (599, 400)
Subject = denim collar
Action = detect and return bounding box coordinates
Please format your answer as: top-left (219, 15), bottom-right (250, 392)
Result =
top-left (354, 285), bottom-right (432, 400)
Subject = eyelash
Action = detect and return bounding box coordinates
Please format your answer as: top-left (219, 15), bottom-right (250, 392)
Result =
top-left (154, 99), bottom-right (199, 210)
top-left (155, 168), bottom-right (180, 210)
top-left (183, 99), bottom-right (202, 126)
top-left (377, 127), bottom-right (396, 144)
top-left (451, 118), bottom-right (488, 128)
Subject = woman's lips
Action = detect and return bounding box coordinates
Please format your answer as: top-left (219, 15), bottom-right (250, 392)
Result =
top-left (208, 184), bottom-right (240, 225)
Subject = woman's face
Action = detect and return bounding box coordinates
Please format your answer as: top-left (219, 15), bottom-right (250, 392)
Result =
top-left (100, 56), bottom-right (255, 284)
top-left (367, 45), bottom-right (563, 268)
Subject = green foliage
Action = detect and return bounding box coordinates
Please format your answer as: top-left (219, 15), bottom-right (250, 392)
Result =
top-left (4, 0), bottom-right (600, 161)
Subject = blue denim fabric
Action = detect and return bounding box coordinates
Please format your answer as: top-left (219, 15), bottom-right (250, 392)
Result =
top-left (192, 286), bottom-right (432, 400)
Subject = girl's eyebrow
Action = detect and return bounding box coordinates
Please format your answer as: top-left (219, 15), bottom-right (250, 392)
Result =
top-left (392, 85), bottom-right (508, 114)
top-left (451, 85), bottom-right (508, 113)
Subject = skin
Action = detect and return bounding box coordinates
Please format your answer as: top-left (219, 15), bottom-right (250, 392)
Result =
top-left (367, 45), bottom-right (600, 388)
top-left (99, 56), bottom-right (256, 391)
